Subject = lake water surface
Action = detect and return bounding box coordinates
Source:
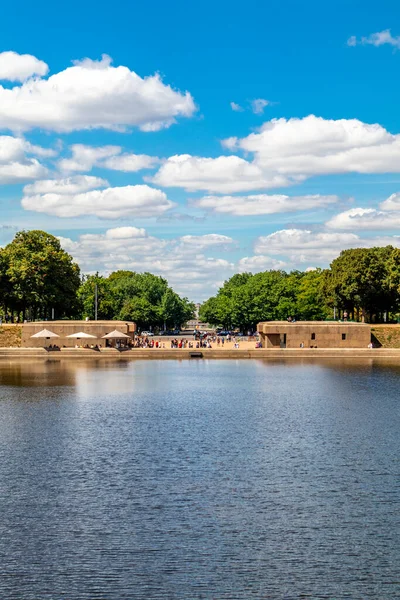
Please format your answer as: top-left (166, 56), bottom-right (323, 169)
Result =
top-left (0, 358), bottom-right (399, 599)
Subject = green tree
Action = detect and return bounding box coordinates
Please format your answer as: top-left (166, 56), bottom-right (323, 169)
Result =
top-left (296, 269), bottom-right (331, 320)
top-left (78, 274), bottom-right (115, 320)
top-left (328, 246), bottom-right (399, 321)
top-left (0, 230), bottom-right (81, 320)
top-left (119, 296), bottom-right (160, 329)
top-left (160, 288), bottom-right (195, 329)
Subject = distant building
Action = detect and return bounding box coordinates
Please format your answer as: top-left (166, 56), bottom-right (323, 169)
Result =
top-left (183, 303), bottom-right (212, 331)
top-left (257, 321), bottom-right (371, 348)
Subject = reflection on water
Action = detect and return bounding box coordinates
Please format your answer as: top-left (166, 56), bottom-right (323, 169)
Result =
top-left (0, 359), bottom-right (399, 599)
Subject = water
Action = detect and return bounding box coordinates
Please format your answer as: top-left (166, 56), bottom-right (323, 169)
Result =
top-left (0, 358), bottom-right (399, 599)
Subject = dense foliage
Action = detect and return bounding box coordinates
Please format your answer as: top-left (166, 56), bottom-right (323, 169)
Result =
top-left (0, 230), bottom-right (81, 320)
top-left (326, 246), bottom-right (400, 322)
top-left (199, 269), bottom-right (331, 331)
top-left (199, 246), bottom-right (400, 330)
top-left (78, 271), bottom-right (195, 330)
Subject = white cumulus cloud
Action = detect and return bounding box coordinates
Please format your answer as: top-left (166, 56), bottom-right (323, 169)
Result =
top-left (149, 154), bottom-right (289, 193)
top-left (59, 143), bottom-right (159, 173)
top-left (23, 175), bottom-right (108, 195)
top-left (238, 255), bottom-right (287, 273)
top-left (326, 207), bottom-right (400, 230)
top-left (0, 54), bottom-right (196, 133)
top-left (179, 234), bottom-right (235, 249)
top-left (0, 51), bottom-right (49, 82)
top-left (254, 228), bottom-right (400, 265)
top-left (105, 226), bottom-right (147, 239)
top-left (102, 153), bottom-right (160, 172)
top-left (380, 192), bottom-right (400, 211)
top-left (0, 135), bottom-right (51, 183)
top-left (22, 184), bottom-right (175, 219)
top-left (254, 229), bottom-right (363, 263)
top-left (191, 193), bottom-right (338, 216)
top-left (150, 116), bottom-right (400, 194)
top-left (223, 115), bottom-right (400, 183)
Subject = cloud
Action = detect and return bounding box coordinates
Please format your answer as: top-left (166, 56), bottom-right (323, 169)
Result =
top-left (102, 153), bottom-right (160, 172)
top-left (380, 192), bottom-right (400, 211)
top-left (58, 145), bottom-right (121, 172)
top-left (254, 229), bottom-right (363, 262)
top-left (326, 207), bottom-right (400, 230)
top-left (58, 143), bottom-right (159, 173)
top-left (0, 51), bottom-right (49, 82)
top-left (105, 226), bottom-right (146, 239)
top-left (230, 102), bottom-right (244, 112)
top-left (59, 228), bottom-right (235, 300)
top-left (222, 115), bottom-right (400, 186)
top-left (254, 228), bottom-right (400, 264)
top-left (0, 54), bottom-right (196, 133)
top-left (238, 255), bottom-right (287, 273)
top-left (325, 191), bottom-right (400, 230)
top-left (0, 135), bottom-right (50, 183)
top-left (151, 116), bottom-right (400, 195)
top-left (156, 212), bottom-right (206, 223)
top-left (250, 98), bottom-right (270, 114)
top-left (179, 234), bottom-right (235, 249)
top-left (23, 175), bottom-right (108, 195)
top-left (348, 29), bottom-right (400, 49)
top-left (22, 184), bottom-right (175, 219)
top-left (149, 154), bottom-right (289, 193)
top-left (191, 193), bottom-right (338, 216)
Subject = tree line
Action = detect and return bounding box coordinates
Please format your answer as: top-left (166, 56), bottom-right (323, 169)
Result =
top-left (199, 246), bottom-right (400, 331)
top-left (0, 230), bottom-right (195, 329)
top-left (1, 230), bottom-right (400, 329)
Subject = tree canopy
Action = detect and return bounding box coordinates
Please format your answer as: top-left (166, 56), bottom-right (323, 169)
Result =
top-left (200, 246), bottom-right (400, 329)
top-left (78, 270), bottom-right (195, 330)
top-left (199, 269), bottom-right (331, 331)
top-left (0, 230), bottom-right (81, 320)
top-left (325, 246), bottom-right (400, 322)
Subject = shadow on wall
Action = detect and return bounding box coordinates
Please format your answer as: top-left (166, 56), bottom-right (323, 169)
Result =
top-left (371, 333), bottom-right (382, 348)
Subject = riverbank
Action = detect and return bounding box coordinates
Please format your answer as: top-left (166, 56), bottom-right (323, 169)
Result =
top-left (1, 347), bottom-right (400, 359)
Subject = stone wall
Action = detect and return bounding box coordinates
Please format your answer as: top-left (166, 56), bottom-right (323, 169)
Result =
top-left (0, 325), bottom-right (22, 347)
top-left (257, 321), bottom-right (371, 349)
top-left (371, 325), bottom-right (400, 348)
top-left (21, 321), bottom-right (136, 348)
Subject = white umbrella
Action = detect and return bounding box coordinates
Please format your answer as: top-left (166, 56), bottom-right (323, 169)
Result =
top-left (31, 329), bottom-right (59, 339)
top-left (66, 331), bottom-right (97, 339)
top-left (102, 329), bottom-right (130, 339)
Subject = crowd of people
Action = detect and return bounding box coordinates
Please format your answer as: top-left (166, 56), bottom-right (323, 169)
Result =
top-left (131, 332), bottom-right (258, 349)
top-left (43, 332), bottom-right (260, 351)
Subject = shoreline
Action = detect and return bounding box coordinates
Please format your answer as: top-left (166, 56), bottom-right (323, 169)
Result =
top-left (0, 347), bottom-right (400, 360)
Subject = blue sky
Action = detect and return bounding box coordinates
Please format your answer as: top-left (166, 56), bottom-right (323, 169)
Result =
top-left (1, 0), bottom-right (400, 299)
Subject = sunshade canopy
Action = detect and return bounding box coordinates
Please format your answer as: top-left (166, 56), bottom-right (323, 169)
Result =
top-left (66, 331), bottom-right (97, 339)
top-left (30, 329), bottom-right (59, 338)
top-left (102, 329), bottom-right (130, 339)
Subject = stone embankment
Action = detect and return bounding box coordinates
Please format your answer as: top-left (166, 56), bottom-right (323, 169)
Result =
top-left (0, 325), bottom-right (22, 347)
top-left (0, 347), bottom-right (400, 360)
top-left (371, 324), bottom-right (400, 348)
